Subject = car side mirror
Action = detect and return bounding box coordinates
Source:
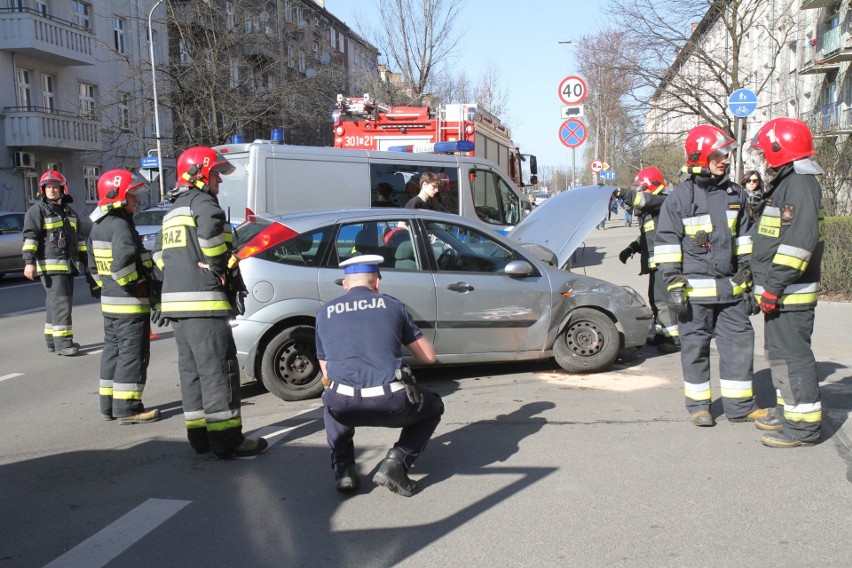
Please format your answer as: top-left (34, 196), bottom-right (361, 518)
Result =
top-left (504, 260), bottom-right (534, 277)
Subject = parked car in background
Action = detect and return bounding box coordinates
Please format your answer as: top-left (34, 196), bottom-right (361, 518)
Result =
top-left (0, 211), bottom-right (25, 278)
top-left (533, 192), bottom-right (551, 206)
top-left (230, 186), bottom-right (652, 401)
top-left (132, 205), bottom-right (169, 250)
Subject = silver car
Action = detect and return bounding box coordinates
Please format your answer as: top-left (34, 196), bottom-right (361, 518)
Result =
top-left (231, 186), bottom-right (653, 401)
top-left (0, 211), bottom-right (25, 278)
top-left (132, 205), bottom-right (169, 250)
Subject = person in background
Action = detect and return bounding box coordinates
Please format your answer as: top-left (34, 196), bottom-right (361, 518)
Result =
top-left (371, 182), bottom-right (398, 207)
top-left (404, 171), bottom-right (446, 211)
top-left (740, 170), bottom-right (765, 220)
top-left (88, 170), bottom-right (160, 424)
top-left (748, 118), bottom-right (825, 448)
top-left (621, 198), bottom-right (634, 227)
top-left (316, 255), bottom-right (444, 496)
top-left (21, 170), bottom-right (89, 356)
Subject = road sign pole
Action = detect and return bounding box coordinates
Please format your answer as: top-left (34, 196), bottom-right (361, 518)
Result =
top-left (734, 116), bottom-right (744, 183)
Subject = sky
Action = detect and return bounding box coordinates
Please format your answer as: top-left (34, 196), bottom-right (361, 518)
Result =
top-left (324, 0), bottom-right (610, 176)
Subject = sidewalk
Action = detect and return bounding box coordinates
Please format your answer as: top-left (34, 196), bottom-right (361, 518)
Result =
top-left (575, 219), bottom-right (852, 448)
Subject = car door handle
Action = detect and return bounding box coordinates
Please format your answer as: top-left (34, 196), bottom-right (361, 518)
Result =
top-left (447, 282), bottom-right (474, 292)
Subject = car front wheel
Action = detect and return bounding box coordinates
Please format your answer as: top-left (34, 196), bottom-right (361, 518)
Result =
top-left (553, 308), bottom-right (620, 373)
top-left (260, 325), bottom-right (323, 401)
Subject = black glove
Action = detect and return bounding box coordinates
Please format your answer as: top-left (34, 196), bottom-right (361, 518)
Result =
top-left (612, 187), bottom-right (626, 199)
top-left (744, 292), bottom-right (761, 316)
top-left (150, 308), bottom-right (170, 328)
top-left (667, 276), bottom-right (689, 315)
top-left (619, 242), bottom-right (640, 264)
top-left (85, 272), bottom-right (101, 299)
top-left (234, 290), bottom-right (247, 316)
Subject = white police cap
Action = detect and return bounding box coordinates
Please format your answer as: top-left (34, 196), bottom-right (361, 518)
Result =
top-left (339, 254), bottom-right (384, 275)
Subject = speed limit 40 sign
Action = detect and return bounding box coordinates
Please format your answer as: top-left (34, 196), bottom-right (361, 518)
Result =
top-left (558, 75), bottom-right (587, 106)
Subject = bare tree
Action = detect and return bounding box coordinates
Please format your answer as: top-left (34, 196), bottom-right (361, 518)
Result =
top-left (370, 0), bottom-right (467, 103)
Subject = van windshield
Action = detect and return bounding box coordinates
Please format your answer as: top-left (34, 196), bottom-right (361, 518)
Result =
top-left (217, 154), bottom-right (249, 225)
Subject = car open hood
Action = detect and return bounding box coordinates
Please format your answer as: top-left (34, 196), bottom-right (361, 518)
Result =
top-left (508, 185), bottom-right (614, 268)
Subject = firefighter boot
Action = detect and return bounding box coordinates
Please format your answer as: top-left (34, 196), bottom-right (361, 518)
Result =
top-left (214, 437), bottom-right (268, 459)
top-left (373, 448), bottom-right (417, 497)
top-left (755, 408), bottom-right (783, 431)
top-left (690, 410), bottom-right (715, 427)
top-left (729, 407), bottom-right (770, 423)
top-left (58, 344), bottom-right (80, 356)
top-left (334, 462), bottom-right (360, 493)
top-left (118, 408), bottom-right (161, 424)
top-left (761, 429), bottom-right (820, 448)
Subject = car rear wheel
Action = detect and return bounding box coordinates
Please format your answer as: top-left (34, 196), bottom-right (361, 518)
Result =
top-left (553, 308), bottom-right (620, 373)
top-left (260, 325), bottom-right (323, 401)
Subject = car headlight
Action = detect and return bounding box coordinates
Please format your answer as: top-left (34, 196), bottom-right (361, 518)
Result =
top-left (622, 286), bottom-right (646, 306)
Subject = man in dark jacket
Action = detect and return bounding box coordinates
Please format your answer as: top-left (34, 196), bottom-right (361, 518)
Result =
top-left (615, 167), bottom-right (678, 351)
top-left (153, 146), bottom-right (266, 459)
top-left (22, 170), bottom-right (88, 356)
top-left (654, 125), bottom-right (766, 428)
top-left (88, 170), bottom-right (160, 424)
top-left (748, 118), bottom-right (825, 448)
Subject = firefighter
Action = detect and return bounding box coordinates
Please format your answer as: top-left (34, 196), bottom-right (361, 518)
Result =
top-left (21, 170), bottom-right (89, 356)
top-left (748, 117), bottom-right (824, 448)
top-left (153, 146), bottom-right (267, 459)
top-left (88, 170), bottom-right (161, 424)
top-left (614, 167), bottom-right (679, 352)
top-left (654, 125), bottom-right (766, 427)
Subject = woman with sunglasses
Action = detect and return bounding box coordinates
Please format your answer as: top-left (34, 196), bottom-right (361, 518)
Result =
top-left (740, 170), bottom-right (765, 219)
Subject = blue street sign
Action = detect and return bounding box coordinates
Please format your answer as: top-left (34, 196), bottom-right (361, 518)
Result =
top-left (140, 156), bottom-right (159, 169)
top-left (728, 88), bottom-right (758, 117)
top-left (600, 169), bottom-right (616, 181)
top-left (559, 119), bottom-right (587, 148)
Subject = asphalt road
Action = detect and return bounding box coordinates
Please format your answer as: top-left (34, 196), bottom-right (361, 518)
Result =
top-left (1, 220), bottom-right (850, 567)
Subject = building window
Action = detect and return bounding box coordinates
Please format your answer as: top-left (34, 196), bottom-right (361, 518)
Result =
top-left (284, 0), bottom-right (291, 21)
top-left (226, 2), bottom-right (234, 30)
top-left (16, 68), bottom-right (32, 110)
top-left (25, 172), bottom-right (39, 202)
top-left (42, 74), bottom-right (55, 112)
top-left (36, 1), bottom-right (47, 16)
top-left (119, 92), bottom-right (129, 129)
top-left (287, 45), bottom-right (294, 68)
top-left (71, 0), bottom-right (91, 29)
top-left (313, 41), bottom-right (319, 55)
top-left (229, 59), bottom-right (239, 89)
top-left (178, 40), bottom-right (191, 65)
top-left (114, 17), bottom-right (126, 54)
top-left (298, 50), bottom-right (305, 73)
top-left (79, 82), bottom-right (96, 117)
top-left (329, 27), bottom-right (335, 47)
top-left (338, 33), bottom-right (345, 53)
top-left (9, 0), bottom-right (23, 12)
top-left (85, 166), bottom-right (100, 202)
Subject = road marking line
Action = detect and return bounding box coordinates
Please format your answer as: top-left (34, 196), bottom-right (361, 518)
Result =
top-left (0, 373), bottom-right (24, 382)
top-left (43, 498), bottom-right (190, 568)
top-left (239, 404), bottom-right (323, 460)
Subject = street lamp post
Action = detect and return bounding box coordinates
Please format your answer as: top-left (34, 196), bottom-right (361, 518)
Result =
top-left (148, 0), bottom-right (166, 203)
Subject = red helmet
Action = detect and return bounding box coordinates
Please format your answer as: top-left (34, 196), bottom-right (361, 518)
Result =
top-left (176, 146), bottom-right (235, 188)
top-left (39, 170), bottom-right (67, 193)
top-left (685, 125), bottom-right (735, 168)
top-left (632, 167), bottom-right (666, 194)
top-left (750, 117), bottom-right (815, 169)
top-left (97, 169), bottom-right (149, 210)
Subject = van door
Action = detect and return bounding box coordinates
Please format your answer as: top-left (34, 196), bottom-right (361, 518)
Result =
top-left (469, 168), bottom-right (522, 229)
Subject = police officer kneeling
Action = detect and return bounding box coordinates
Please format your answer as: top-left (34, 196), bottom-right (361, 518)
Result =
top-left (316, 255), bottom-right (444, 496)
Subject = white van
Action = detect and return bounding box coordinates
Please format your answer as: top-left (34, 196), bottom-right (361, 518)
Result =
top-left (213, 140), bottom-right (531, 231)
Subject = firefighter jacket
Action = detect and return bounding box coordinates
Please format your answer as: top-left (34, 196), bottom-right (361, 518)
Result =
top-left (751, 164), bottom-right (824, 311)
top-left (152, 188), bottom-right (234, 318)
top-left (22, 197), bottom-right (87, 276)
top-left (654, 173), bottom-right (753, 304)
top-left (620, 186), bottom-right (669, 274)
top-left (88, 210), bottom-right (154, 316)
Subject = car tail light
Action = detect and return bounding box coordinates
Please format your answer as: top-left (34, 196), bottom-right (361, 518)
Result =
top-left (237, 223), bottom-right (298, 260)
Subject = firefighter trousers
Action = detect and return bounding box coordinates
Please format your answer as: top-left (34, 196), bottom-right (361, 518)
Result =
top-left (41, 273), bottom-right (74, 350)
top-left (172, 317), bottom-right (244, 454)
top-left (648, 270), bottom-right (679, 345)
top-left (764, 308), bottom-right (821, 438)
top-left (679, 301), bottom-right (756, 418)
top-left (100, 315), bottom-right (150, 418)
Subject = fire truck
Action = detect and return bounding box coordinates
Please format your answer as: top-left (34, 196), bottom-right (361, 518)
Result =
top-left (332, 94), bottom-right (537, 187)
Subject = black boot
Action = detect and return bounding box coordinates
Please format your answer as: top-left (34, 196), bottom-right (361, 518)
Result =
top-left (373, 448), bottom-right (417, 497)
top-left (761, 429), bottom-right (820, 448)
top-left (214, 437), bottom-right (268, 459)
top-left (754, 407), bottom-right (783, 431)
top-left (334, 462), bottom-right (360, 492)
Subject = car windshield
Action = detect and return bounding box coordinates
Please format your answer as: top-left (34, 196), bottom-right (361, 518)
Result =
top-left (133, 209), bottom-right (167, 226)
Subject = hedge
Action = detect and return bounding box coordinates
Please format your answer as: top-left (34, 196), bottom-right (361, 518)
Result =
top-left (820, 217), bottom-right (852, 300)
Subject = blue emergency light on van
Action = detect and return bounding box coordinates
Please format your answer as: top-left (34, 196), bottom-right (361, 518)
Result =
top-left (388, 141), bottom-right (475, 154)
top-left (271, 128), bottom-right (285, 144)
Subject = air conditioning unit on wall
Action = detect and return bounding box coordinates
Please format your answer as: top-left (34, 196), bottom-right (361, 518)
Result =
top-left (13, 151), bottom-right (36, 169)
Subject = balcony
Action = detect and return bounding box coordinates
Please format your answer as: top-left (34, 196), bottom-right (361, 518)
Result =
top-left (802, 101), bottom-right (852, 136)
top-left (801, 0), bottom-right (839, 8)
top-left (799, 28), bottom-right (844, 75)
top-left (0, 8), bottom-right (95, 66)
top-left (3, 107), bottom-right (100, 151)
